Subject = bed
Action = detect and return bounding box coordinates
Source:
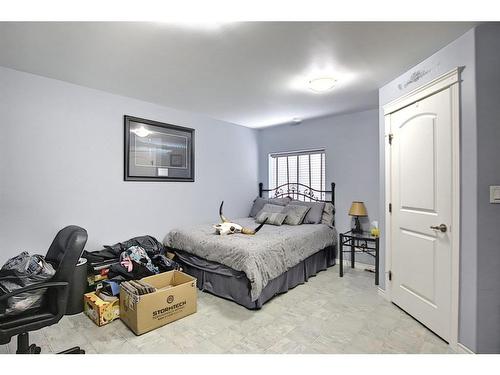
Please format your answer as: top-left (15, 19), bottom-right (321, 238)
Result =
top-left (166, 182), bottom-right (337, 309)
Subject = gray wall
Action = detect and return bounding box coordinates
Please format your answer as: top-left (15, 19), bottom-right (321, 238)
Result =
top-left (379, 27), bottom-right (483, 352)
top-left (475, 23), bottom-right (500, 354)
top-left (0, 67), bottom-right (259, 262)
top-left (258, 109), bottom-right (380, 264)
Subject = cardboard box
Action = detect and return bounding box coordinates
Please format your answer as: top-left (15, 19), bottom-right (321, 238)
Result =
top-left (120, 270), bottom-right (197, 335)
top-left (84, 292), bottom-right (120, 326)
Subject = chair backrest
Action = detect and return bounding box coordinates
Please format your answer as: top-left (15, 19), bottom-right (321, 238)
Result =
top-left (0, 226), bottom-right (88, 341)
top-left (45, 226), bottom-right (88, 283)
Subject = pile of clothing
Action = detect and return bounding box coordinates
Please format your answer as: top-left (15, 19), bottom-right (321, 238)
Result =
top-left (83, 235), bottom-right (180, 287)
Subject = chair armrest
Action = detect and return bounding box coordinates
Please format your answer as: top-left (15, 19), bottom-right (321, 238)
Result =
top-left (0, 281), bottom-right (69, 302)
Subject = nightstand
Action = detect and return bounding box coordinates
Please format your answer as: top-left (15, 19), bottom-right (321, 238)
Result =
top-left (339, 230), bottom-right (380, 285)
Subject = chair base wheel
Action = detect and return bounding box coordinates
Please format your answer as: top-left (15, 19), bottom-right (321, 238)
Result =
top-left (58, 346), bottom-right (85, 354)
top-left (14, 333), bottom-right (85, 354)
top-left (16, 343), bottom-right (41, 354)
top-left (29, 344), bottom-right (41, 354)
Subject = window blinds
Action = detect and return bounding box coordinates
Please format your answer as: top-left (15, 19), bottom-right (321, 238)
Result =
top-left (268, 149), bottom-right (326, 201)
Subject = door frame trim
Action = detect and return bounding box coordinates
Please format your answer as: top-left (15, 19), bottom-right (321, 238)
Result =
top-left (382, 67), bottom-right (461, 351)
top-left (383, 67), bottom-right (461, 115)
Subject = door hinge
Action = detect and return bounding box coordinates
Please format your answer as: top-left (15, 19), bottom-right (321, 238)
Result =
top-left (388, 271), bottom-right (392, 281)
top-left (388, 133), bottom-right (394, 145)
top-left (389, 203), bottom-right (392, 213)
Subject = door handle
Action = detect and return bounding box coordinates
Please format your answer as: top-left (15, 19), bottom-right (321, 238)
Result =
top-left (430, 224), bottom-right (447, 233)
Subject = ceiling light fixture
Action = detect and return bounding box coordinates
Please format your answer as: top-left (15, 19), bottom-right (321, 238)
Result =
top-left (291, 117), bottom-right (302, 125)
top-left (308, 77), bottom-right (337, 93)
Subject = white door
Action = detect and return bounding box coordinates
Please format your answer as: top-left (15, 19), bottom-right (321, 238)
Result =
top-left (390, 87), bottom-right (453, 341)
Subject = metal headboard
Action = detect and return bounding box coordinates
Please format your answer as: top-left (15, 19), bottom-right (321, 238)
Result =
top-left (259, 182), bottom-right (336, 225)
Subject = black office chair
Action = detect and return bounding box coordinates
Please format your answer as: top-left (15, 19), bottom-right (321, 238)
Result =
top-left (0, 225), bottom-right (88, 354)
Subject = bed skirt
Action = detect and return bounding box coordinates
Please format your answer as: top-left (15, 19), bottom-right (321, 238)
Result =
top-left (173, 245), bottom-right (336, 310)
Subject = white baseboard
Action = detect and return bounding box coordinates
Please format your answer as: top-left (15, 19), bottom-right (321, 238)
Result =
top-left (377, 287), bottom-right (390, 301)
top-left (456, 343), bottom-right (475, 354)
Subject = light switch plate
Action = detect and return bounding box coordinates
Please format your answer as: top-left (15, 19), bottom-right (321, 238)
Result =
top-left (490, 186), bottom-right (500, 203)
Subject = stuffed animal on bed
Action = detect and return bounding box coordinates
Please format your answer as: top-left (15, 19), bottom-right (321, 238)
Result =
top-left (214, 201), bottom-right (267, 235)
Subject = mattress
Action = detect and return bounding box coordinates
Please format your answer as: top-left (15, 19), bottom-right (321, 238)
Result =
top-left (166, 218), bottom-right (337, 300)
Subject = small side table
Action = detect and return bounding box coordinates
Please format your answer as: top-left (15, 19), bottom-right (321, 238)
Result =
top-left (339, 231), bottom-right (380, 285)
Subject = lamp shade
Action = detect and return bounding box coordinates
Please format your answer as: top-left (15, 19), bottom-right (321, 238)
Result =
top-left (348, 201), bottom-right (367, 217)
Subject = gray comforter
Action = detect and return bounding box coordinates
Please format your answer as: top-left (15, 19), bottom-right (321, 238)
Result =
top-left (166, 218), bottom-right (337, 301)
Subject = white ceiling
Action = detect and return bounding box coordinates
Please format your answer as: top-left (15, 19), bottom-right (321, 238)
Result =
top-left (0, 22), bottom-right (476, 128)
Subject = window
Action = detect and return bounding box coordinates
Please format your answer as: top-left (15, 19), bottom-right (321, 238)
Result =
top-left (268, 149), bottom-right (326, 201)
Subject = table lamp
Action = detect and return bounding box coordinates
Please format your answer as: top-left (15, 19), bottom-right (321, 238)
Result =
top-left (349, 201), bottom-right (367, 234)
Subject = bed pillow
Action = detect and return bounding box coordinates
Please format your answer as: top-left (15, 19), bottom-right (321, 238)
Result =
top-left (289, 200), bottom-right (326, 224)
top-left (281, 204), bottom-right (310, 225)
top-left (249, 196), bottom-right (291, 217)
top-left (255, 212), bottom-right (287, 226)
top-left (321, 202), bottom-right (336, 227)
top-left (269, 196), bottom-right (292, 206)
top-left (256, 203), bottom-right (284, 218)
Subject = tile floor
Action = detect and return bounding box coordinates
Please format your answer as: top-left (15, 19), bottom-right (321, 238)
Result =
top-left (0, 267), bottom-right (455, 354)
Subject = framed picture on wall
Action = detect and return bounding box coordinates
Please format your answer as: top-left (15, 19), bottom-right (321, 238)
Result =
top-left (124, 115), bottom-right (195, 182)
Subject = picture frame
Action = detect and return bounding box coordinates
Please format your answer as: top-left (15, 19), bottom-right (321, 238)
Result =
top-left (124, 115), bottom-right (195, 182)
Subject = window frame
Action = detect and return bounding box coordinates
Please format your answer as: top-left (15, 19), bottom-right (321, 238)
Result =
top-left (268, 148), bottom-right (326, 201)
